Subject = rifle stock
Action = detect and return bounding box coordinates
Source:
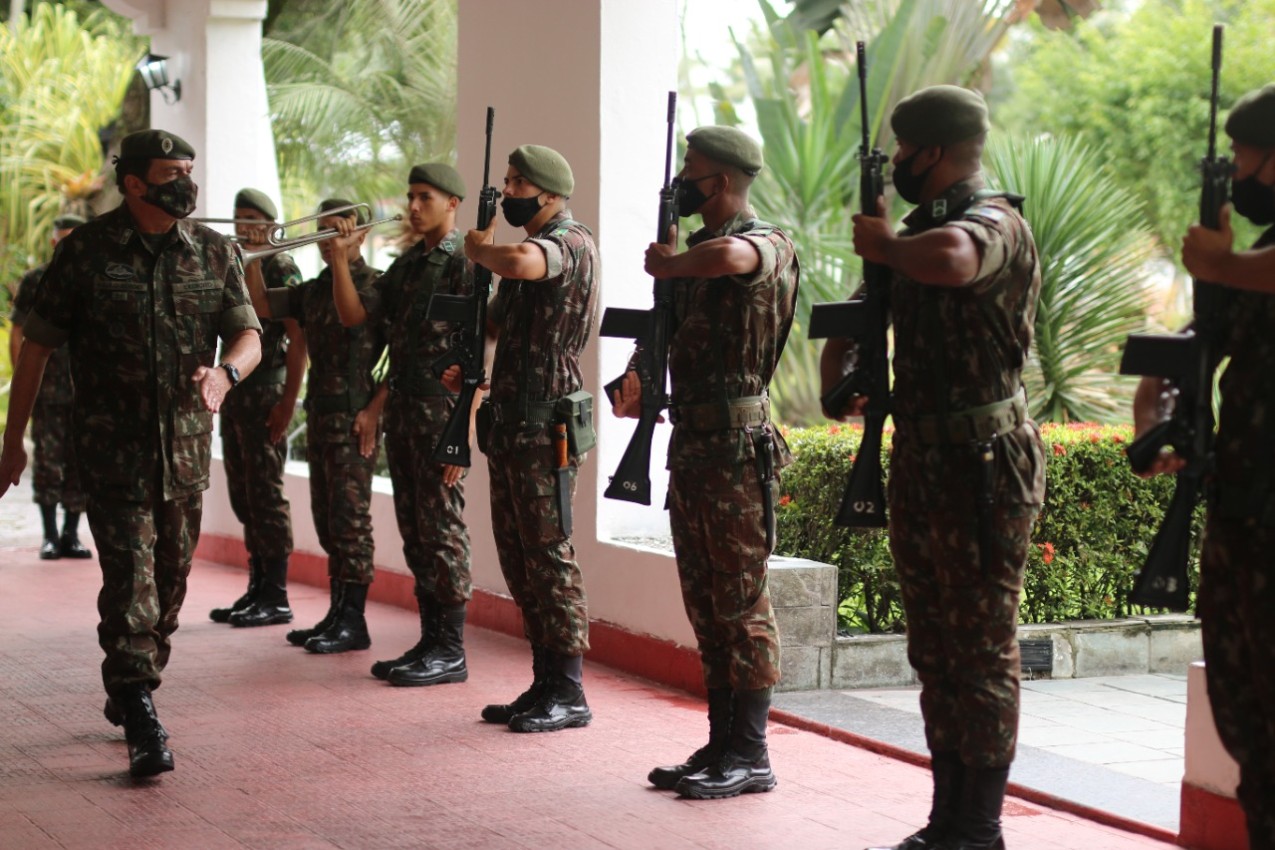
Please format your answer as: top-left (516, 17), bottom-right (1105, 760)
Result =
top-left (428, 106), bottom-right (498, 468)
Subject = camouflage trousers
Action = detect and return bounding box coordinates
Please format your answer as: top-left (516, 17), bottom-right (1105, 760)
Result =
top-left (221, 383), bottom-right (293, 561)
top-left (307, 437), bottom-right (377, 584)
top-left (1198, 516), bottom-right (1275, 846)
top-left (668, 463), bottom-right (781, 691)
top-left (30, 400), bottom-right (85, 511)
top-left (385, 398), bottom-right (471, 605)
top-left (86, 491), bottom-right (201, 699)
top-left (889, 497), bottom-right (1038, 769)
top-left (487, 434), bottom-right (588, 656)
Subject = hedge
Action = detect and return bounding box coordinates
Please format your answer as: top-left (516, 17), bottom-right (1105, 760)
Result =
top-left (775, 422), bottom-right (1204, 634)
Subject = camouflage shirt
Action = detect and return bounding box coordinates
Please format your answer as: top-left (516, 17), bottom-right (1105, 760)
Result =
top-left (21, 202), bottom-right (262, 501)
top-left (11, 263), bottom-right (73, 405)
top-left (488, 209), bottom-right (598, 413)
top-left (228, 251), bottom-right (302, 387)
top-left (665, 209), bottom-right (799, 470)
top-left (268, 257), bottom-right (384, 445)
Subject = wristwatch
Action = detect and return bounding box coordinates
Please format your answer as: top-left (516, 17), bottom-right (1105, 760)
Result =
top-left (220, 362), bottom-right (241, 387)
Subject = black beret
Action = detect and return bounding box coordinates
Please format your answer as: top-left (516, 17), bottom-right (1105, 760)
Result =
top-left (117, 129), bottom-right (196, 161)
top-left (408, 163), bottom-right (466, 200)
top-left (509, 145), bottom-right (574, 196)
top-left (891, 85), bottom-right (990, 147)
top-left (686, 126), bottom-right (764, 175)
top-left (318, 198), bottom-right (368, 225)
top-left (52, 214), bottom-right (86, 230)
top-left (1225, 84), bottom-right (1275, 148)
top-left (234, 187), bottom-right (278, 220)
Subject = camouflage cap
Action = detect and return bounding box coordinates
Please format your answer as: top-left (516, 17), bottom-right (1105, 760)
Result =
top-left (117, 129), bottom-right (196, 161)
top-left (686, 126), bottom-right (764, 176)
top-left (318, 198), bottom-right (368, 225)
top-left (891, 85), bottom-right (990, 147)
top-left (52, 214), bottom-right (86, 230)
top-left (509, 145), bottom-right (574, 196)
top-left (234, 187), bottom-right (278, 220)
top-left (408, 162), bottom-right (466, 200)
top-left (1225, 84), bottom-right (1275, 148)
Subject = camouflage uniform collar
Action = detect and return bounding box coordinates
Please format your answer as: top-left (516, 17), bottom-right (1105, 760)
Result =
top-left (902, 174), bottom-right (986, 230)
top-left (427, 227), bottom-right (463, 256)
top-left (534, 209), bottom-right (573, 238)
top-left (108, 202), bottom-right (192, 250)
top-left (688, 207), bottom-right (758, 247)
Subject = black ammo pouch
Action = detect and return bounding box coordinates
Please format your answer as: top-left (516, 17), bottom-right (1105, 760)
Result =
top-left (556, 390), bottom-right (596, 455)
top-left (475, 399), bottom-right (494, 455)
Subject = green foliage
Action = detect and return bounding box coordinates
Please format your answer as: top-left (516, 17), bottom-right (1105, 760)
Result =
top-left (776, 422), bottom-right (1202, 633)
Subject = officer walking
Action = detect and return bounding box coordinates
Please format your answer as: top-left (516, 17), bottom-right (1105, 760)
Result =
top-left (9, 214), bottom-right (92, 561)
top-left (209, 188), bottom-right (306, 628)
top-left (822, 87), bottom-right (1045, 850)
top-left (610, 126), bottom-right (798, 799)
top-left (1134, 84), bottom-right (1275, 848)
top-left (0, 130), bottom-right (263, 777)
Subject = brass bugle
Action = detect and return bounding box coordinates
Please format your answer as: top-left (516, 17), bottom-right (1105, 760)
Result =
top-left (191, 217), bottom-right (276, 226)
top-left (238, 214), bottom-right (403, 264)
top-left (268, 202), bottom-right (372, 245)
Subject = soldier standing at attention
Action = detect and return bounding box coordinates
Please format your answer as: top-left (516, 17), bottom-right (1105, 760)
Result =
top-left (208, 188), bottom-right (306, 628)
top-left (822, 87), bottom-right (1044, 850)
top-left (448, 145), bottom-right (598, 732)
top-left (611, 126), bottom-right (797, 799)
top-left (244, 200), bottom-right (385, 655)
top-left (1134, 84), bottom-right (1275, 848)
top-left (0, 130), bottom-right (263, 777)
top-left (328, 164), bottom-right (478, 687)
top-left (9, 214), bottom-right (92, 561)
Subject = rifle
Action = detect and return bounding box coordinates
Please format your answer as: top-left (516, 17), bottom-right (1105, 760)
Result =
top-left (808, 41), bottom-right (891, 528)
top-left (597, 92), bottom-right (679, 505)
top-left (427, 106), bottom-right (498, 467)
top-left (1118, 25), bottom-right (1229, 611)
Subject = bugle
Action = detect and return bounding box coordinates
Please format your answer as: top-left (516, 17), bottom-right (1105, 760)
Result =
top-left (237, 214), bottom-right (402, 264)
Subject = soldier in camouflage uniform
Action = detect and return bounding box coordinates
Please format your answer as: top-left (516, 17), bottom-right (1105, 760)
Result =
top-left (9, 214), bottom-right (92, 560)
top-left (209, 188), bottom-right (306, 628)
top-left (245, 199), bottom-right (384, 655)
top-left (1135, 85), bottom-right (1275, 849)
top-left (450, 145), bottom-right (598, 732)
top-left (611, 126), bottom-right (797, 799)
top-left (821, 88), bottom-right (1045, 850)
top-left (0, 130), bottom-right (263, 778)
top-left (329, 164), bottom-right (477, 687)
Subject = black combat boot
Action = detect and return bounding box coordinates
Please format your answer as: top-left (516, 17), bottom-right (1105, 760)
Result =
top-left (507, 652), bottom-right (592, 732)
top-left (649, 688), bottom-right (733, 790)
top-left (388, 602), bottom-right (468, 687)
top-left (866, 751), bottom-right (965, 849)
top-left (305, 582), bottom-right (371, 653)
top-left (229, 557), bottom-right (293, 627)
top-left (371, 590), bottom-right (436, 680)
top-left (120, 685), bottom-right (174, 777)
top-left (39, 504), bottom-right (60, 560)
top-left (287, 578), bottom-right (341, 646)
top-left (940, 766), bottom-right (1010, 850)
top-left (675, 687), bottom-right (777, 799)
top-left (103, 695), bottom-right (167, 741)
top-left (481, 645), bottom-right (546, 723)
top-left (210, 557), bottom-right (262, 623)
top-left (58, 510), bottom-right (92, 558)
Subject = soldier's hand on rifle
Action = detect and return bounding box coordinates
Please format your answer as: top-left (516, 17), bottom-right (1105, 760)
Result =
top-left (1182, 203), bottom-right (1236, 282)
top-left (644, 242), bottom-right (677, 278)
top-left (1131, 376), bottom-right (1187, 478)
top-left (442, 464), bottom-right (464, 487)
top-left (852, 196), bottom-right (893, 265)
top-left (610, 370), bottom-right (664, 421)
top-left (464, 217), bottom-right (497, 262)
top-left (352, 404), bottom-right (381, 459)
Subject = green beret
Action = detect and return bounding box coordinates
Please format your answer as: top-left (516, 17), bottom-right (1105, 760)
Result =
top-left (509, 145), bottom-right (574, 196)
top-left (117, 129), bottom-right (196, 161)
top-left (1225, 84), bottom-right (1275, 147)
top-left (52, 214), bottom-right (86, 230)
top-left (891, 85), bottom-right (990, 147)
top-left (685, 126), bottom-right (764, 176)
top-left (318, 198), bottom-right (368, 225)
top-left (234, 187), bottom-right (278, 220)
top-left (408, 163), bottom-right (466, 200)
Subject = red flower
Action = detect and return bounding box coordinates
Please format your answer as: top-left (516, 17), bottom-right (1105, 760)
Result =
top-left (1039, 542), bottom-right (1055, 565)
top-left (1089, 434), bottom-right (1100, 443)
top-left (828, 424), bottom-right (841, 436)
top-left (778, 494), bottom-right (793, 507)
top-left (1111, 434), bottom-right (1125, 444)
top-left (1053, 443), bottom-right (1066, 456)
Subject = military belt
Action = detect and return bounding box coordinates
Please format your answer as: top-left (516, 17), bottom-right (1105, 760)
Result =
top-left (240, 365), bottom-right (287, 388)
top-left (388, 373), bottom-right (454, 398)
top-left (669, 396), bottom-right (770, 432)
top-left (896, 389), bottom-right (1027, 445)
top-left (309, 391), bottom-right (372, 415)
top-left (488, 400), bottom-right (559, 428)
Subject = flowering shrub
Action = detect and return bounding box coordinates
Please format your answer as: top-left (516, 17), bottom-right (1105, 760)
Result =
top-left (775, 422), bottom-right (1203, 634)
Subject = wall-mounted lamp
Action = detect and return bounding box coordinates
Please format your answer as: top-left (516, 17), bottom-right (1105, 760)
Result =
top-left (136, 53), bottom-right (181, 104)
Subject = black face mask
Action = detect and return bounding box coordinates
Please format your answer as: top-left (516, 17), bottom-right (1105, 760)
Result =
top-left (892, 148), bottom-right (937, 205)
top-left (674, 173), bottom-right (721, 217)
top-left (1231, 155), bottom-right (1275, 225)
top-left (501, 193), bottom-right (543, 228)
top-left (141, 174), bottom-right (199, 219)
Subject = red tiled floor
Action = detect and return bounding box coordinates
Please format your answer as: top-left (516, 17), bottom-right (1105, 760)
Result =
top-left (0, 548), bottom-right (1177, 849)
